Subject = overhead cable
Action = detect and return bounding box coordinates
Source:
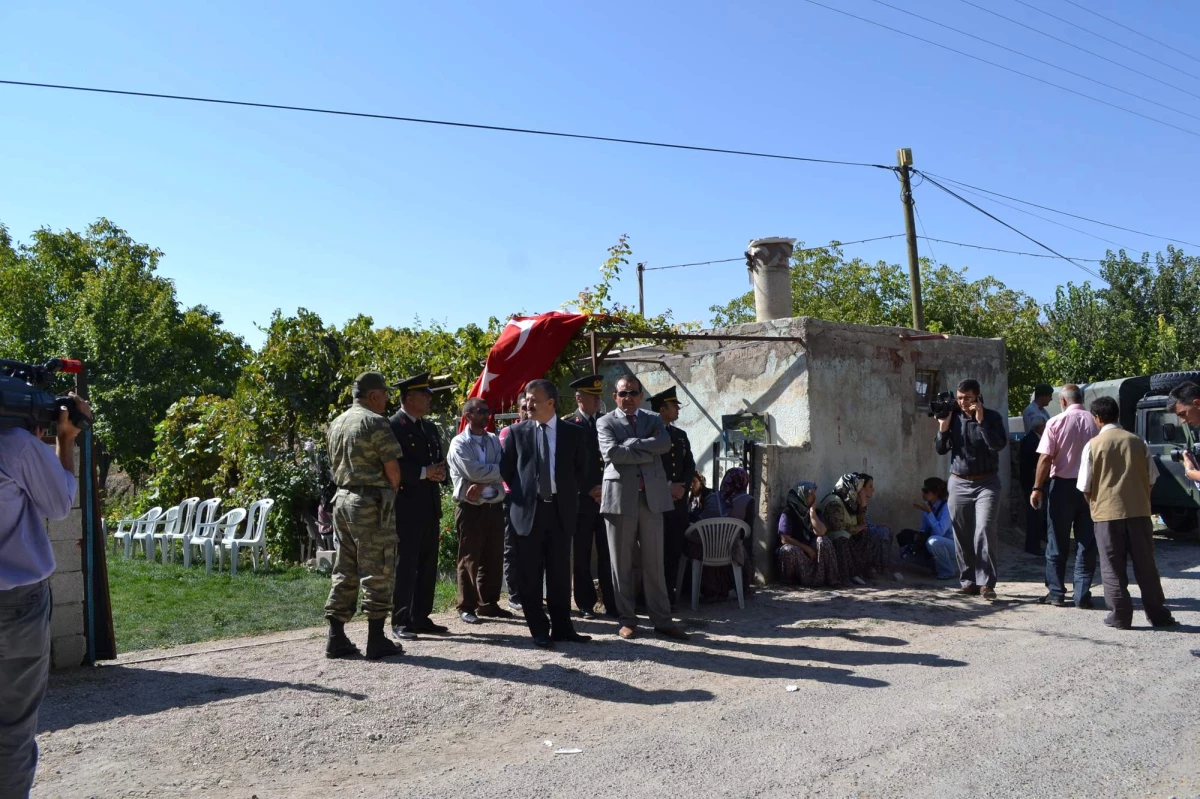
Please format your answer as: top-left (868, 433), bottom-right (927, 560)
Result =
top-left (1058, 0), bottom-right (1200, 68)
top-left (0, 79), bottom-right (892, 170)
top-left (867, 0), bottom-right (1200, 121)
top-left (644, 235), bottom-right (905, 272)
top-left (956, 0), bottom-right (1200, 103)
top-left (915, 171), bottom-right (1107, 282)
top-left (918, 237), bottom-right (1103, 262)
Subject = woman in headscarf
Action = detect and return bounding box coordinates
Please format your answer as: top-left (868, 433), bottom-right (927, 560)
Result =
top-left (777, 480), bottom-right (840, 587)
top-left (818, 473), bottom-right (874, 585)
top-left (857, 473), bottom-right (895, 576)
top-left (687, 466), bottom-right (754, 600)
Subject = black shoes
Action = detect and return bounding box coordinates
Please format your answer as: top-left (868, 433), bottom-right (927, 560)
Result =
top-left (578, 609), bottom-right (598, 620)
top-left (1077, 594), bottom-right (1095, 609)
top-left (532, 635), bottom-right (554, 649)
top-left (460, 612), bottom-right (482, 625)
top-left (655, 626), bottom-right (691, 641)
top-left (1104, 613), bottom-right (1132, 630)
top-left (366, 617), bottom-right (404, 659)
top-left (393, 625), bottom-right (419, 641)
top-left (414, 619), bottom-right (450, 635)
top-left (551, 631), bottom-right (593, 643)
top-left (1037, 593), bottom-right (1071, 607)
top-left (325, 620), bottom-right (361, 659)
top-left (1151, 616), bottom-right (1179, 628)
top-left (477, 606), bottom-right (515, 619)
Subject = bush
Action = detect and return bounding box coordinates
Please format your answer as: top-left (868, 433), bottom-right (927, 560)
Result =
top-left (439, 491), bottom-right (458, 576)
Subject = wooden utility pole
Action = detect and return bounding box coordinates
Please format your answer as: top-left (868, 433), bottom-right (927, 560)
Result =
top-left (636, 262), bottom-right (646, 316)
top-left (896, 148), bottom-right (925, 330)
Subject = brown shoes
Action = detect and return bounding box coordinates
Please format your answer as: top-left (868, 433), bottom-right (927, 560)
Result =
top-left (654, 626), bottom-right (690, 641)
top-left (618, 625), bottom-right (637, 639)
top-left (981, 587), bottom-right (997, 600)
top-left (960, 585), bottom-right (981, 596)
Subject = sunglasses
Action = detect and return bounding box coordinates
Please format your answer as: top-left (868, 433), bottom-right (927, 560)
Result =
top-left (615, 390), bottom-right (640, 398)
top-left (471, 408), bottom-right (492, 415)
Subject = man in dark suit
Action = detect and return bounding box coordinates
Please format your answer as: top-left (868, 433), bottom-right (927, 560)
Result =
top-left (500, 378), bottom-right (592, 649)
top-left (563, 374), bottom-right (617, 619)
top-left (649, 385), bottom-right (694, 605)
top-left (1020, 419), bottom-right (1048, 556)
top-left (390, 372), bottom-right (450, 641)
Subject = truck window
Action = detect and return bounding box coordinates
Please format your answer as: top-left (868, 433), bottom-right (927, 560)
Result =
top-left (1145, 409), bottom-right (1188, 444)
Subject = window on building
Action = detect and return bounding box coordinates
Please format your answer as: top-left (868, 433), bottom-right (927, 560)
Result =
top-left (915, 370), bottom-right (938, 409)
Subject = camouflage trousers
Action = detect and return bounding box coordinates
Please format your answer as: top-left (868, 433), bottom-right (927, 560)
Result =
top-left (324, 490), bottom-right (397, 622)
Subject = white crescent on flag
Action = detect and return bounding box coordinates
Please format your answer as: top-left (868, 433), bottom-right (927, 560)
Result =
top-left (505, 318), bottom-right (538, 361)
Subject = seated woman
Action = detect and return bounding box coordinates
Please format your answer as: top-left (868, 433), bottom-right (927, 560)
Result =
top-left (857, 473), bottom-right (895, 576)
top-left (777, 481), bottom-right (840, 587)
top-left (818, 474), bottom-right (874, 585)
top-left (897, 477), bottom-right (956, 579)
top-left (688, 466), bottom-right (754, 600)
top-left (687, 471), bottom-right (712, 523)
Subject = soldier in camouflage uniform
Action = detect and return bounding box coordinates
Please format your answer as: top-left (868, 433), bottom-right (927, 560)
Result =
top-left (324, 372), bottom-right (405, 660)
top-left (650, 386), bottom-right (695, 605)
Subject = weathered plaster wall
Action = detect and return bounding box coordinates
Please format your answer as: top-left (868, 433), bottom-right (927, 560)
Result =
top-left (45, 447), bottom-right (86, 670)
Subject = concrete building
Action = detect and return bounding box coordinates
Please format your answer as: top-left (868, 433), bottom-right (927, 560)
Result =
top-left (600, 316), bottom-right (1009, 583)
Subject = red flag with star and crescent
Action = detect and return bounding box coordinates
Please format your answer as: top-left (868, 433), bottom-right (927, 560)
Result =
top-left (461, 311), bottom-right (592, 431)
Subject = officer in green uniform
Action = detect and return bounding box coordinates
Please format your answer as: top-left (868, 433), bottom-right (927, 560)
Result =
top-left (390, 372), bottom-right (450, 640)
top-left (563, 374), bottom-right (617, 618)
top-left (324, 372), bottom-right (405, 660)
top-left (650, 385), bottom-right (695, 605)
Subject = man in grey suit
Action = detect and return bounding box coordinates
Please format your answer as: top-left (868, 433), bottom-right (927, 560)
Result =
top-left (596, 375), bottom-right (690, 641)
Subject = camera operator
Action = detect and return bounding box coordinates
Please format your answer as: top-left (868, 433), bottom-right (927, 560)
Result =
top-left (0, 392), bottom-right (92, 798)
top-left (1166, 381), bottom-right (1200, 485)
top-left (934, 378), bottom-right (1008, 599)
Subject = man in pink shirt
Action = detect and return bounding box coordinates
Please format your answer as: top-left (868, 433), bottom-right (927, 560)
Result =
top-left (1031, 384), bottom-right (1098, 608)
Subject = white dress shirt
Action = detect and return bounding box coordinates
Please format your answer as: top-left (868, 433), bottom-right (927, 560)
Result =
top-left (1076, 424), bottom-right (1157, 494)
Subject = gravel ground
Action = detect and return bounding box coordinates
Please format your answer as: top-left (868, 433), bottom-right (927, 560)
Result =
top-left (34, 531), bottom-right (1200, 799)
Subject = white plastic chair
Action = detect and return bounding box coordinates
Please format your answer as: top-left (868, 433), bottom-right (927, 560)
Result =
top-left (147, 506), bottom-right (180, 562)
top-left (111, 508), bottom-right (154, 557)
top-left (157, 497), bottom-right (201, 564)
top-left (184, 506), bottom-right (243, 574)
top-left (675, 517), bottom-right (750, 611)
top-left (129, 507), bottom-right (164, 561)
top-left (222, 498), bottom-right (274, 575)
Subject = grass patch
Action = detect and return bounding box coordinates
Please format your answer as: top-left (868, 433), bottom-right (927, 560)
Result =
top-left (108, 555), bottom-right (457, 652)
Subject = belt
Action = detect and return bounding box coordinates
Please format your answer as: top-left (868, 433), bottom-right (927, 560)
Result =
top-left (341, 485), bottom-right (385, 495)
top-left (539, 494), bottom-right (558, 504)
top-left (951, 472), bottom-right (996, 481)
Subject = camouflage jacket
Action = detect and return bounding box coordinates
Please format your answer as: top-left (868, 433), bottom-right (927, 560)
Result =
top-left (326, 402), bottom-right (404, 490)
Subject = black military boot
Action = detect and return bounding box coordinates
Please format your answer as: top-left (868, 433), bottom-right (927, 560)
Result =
top-left (366, 617), bottom-right (404, 659)
top-left (325, 618), bottom-right (361, 659)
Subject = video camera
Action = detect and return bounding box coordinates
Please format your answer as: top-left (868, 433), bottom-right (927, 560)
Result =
top-left (1169, 443), bottom-right (1200, 464)
top-left (928, 391), bottom-right (957, 420)
top-left (0, 358), bottom-right (91, 432)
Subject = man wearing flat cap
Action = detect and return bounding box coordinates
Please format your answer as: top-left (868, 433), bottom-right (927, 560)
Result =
top-left (563, 374), bottom-right (617, 619)
top-left (323, 372), bottom-right (405, 659)
top-left (650, 385), bottom-right (694, 605)
top-left (390, 372), bottom-right (450, 640)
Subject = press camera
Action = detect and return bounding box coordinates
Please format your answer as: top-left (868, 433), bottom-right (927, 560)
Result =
top-left (0, 358), bottom-right (91, 431)
top-left (928, 391), bottom-right (957, 420)
top-left (1169, 443), bottom-right (1200, 464)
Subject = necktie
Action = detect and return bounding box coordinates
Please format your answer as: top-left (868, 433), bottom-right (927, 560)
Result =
top-left (538, 423), bottom-right (552, 500)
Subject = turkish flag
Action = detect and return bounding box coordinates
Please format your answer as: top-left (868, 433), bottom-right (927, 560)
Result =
top-left (462, 311), bottom-right (591, 431)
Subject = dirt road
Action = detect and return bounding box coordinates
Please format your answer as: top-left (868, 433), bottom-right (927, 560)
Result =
top-left (34, 534), bottom-right (1200, 798)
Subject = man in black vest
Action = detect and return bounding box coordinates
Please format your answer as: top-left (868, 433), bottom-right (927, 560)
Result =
top-left (390, 372), bottom-right (449, 640)
top-left (500, 379), bottom-right (591, 648)
top-left (563, 374), bottom-right (617, 619)
top-left (649, 385), bottom-right (694, 605)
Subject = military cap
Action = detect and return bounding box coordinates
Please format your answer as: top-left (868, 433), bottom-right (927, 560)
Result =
top-left (394, 372), bottom-right (434, 394)
top-left (648, 385), bottom-right (684, 412)
top-left (354, 371), bottom-right (393, 394)
top-left (570, 374), bottom-right (605, 396)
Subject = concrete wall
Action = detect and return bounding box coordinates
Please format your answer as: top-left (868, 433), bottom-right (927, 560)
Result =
top-left (45, 447), bottom-right (86, 670)
top-left (601, 317), bottom-right (1010, 584)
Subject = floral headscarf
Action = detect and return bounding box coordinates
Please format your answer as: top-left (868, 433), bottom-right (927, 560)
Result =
top-left (720, 467), bottom-right (750, 508)
top-left (834, 473), bottom-right (863, 513)
top-left (785, 480), bottom-right (818, 537)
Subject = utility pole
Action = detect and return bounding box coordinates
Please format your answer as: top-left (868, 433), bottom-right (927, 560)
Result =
top-left (896, 148), bottom-right (925, 331)
top-left (636, 262), bottom-right (646, 316)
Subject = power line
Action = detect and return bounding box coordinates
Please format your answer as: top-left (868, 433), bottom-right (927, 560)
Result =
top-left (0, 79), bottom-right (893, 170)
top-left (1009, 0), bottom-right (1200, 84)
top-left (644, 235), bottom-right (906, 272)
top-left (915, 170), bottom-right (1107, 282)
top-left (1058, 0), bottom-right (1200, 68)
top-left (798, 0), bottom-right (1200, 139)
top-left (956, 0), bottom-right (1200, 104)
top-left (914, 204), bottom-right (937, 263)
top-left (922, 170), bottom-right (1200, 248)
top-left (867, 0), bottom-right (1200, 122)
top-left (918, 236), bottom-right (1103, 262)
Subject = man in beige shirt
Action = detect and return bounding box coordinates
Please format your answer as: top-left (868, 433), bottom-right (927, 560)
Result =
top-left (1076, 397), bottom-right (1177, 630)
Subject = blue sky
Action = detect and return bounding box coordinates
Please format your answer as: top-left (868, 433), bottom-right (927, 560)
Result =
top-left (2, 0), bottom-right (1197, 346)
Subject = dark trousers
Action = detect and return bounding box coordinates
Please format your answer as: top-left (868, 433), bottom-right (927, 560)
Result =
top-left (662, 503), bottom-right (689, 603)
top-left (1094, 517), bottom-right (1171, 626)
top-left (573, 498), bottom-right (617, 615)
top-left (455, 501), bottom-right (505, 613)
top-left (393, 516), bottom-right (440, 629)
top-left (502, 497), bottom-right (520, 605)
top-left (0, 580), bottom-right (50, 799)
top-left (1045, 477), bottom-right (1096, 605)
top-left (1023, 486), bottom-right (1048, 553)
top-left (513, 501), bottom-right (575, 639)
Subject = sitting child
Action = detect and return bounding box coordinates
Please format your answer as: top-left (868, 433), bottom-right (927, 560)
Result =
top-left (897, 477), bottom-right (955, 579)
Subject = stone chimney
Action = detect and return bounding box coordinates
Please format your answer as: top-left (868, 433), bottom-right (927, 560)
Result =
top-left (746, 237), bottom-right (796, 322)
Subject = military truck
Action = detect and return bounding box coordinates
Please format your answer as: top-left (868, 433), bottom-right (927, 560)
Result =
top-left (1015, 372), bottom-right (1200, 532)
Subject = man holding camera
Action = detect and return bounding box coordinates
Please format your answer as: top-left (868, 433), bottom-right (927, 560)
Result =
top-left (1167, 381), bottom-right (1200, 487)
top-left (934, 379), bottom-right (1008, 599)
top-left (0, 393), bottom-right (92, 798)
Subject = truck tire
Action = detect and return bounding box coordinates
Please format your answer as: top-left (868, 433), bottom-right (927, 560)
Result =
top-left (1149, 371), bottom-right (1200, 395)
top-left (1161, 507), bottom-right (1198, 533)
